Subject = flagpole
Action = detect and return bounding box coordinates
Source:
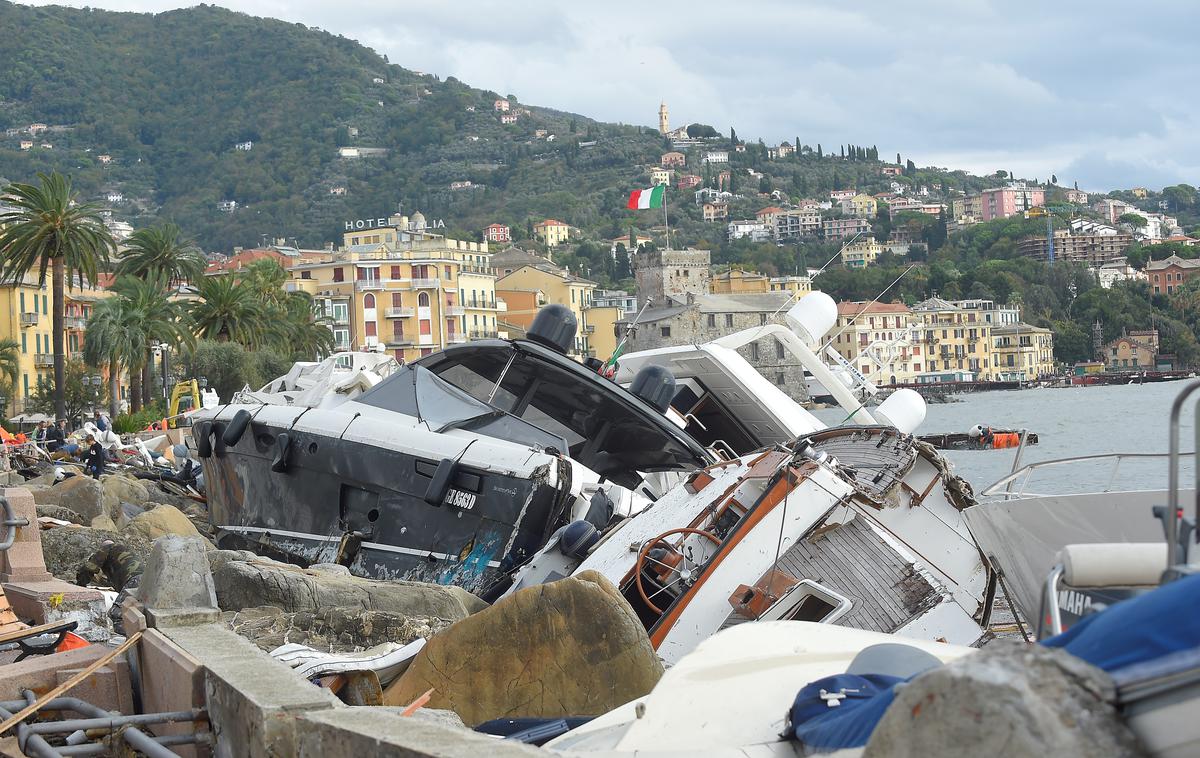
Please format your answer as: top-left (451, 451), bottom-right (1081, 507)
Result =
top-left (662, 186), bottom-right (670, 251)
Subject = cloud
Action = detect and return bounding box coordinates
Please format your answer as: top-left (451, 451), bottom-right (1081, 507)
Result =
top-left (19, 0), bottom-right (1200, 189)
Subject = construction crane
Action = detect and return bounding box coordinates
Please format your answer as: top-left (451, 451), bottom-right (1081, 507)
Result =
top-left (1025, 204), bottom-right (1083, 265)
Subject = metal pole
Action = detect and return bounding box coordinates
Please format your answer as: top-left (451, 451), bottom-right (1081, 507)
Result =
top-left (1167, 380), bottom-right (1200, 569)
top-left (123, 725), bottom-right (188, 758)
top-left (26, 709), bottom-right (204, 734)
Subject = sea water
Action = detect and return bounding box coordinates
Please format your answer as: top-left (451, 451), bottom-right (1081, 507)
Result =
top-left (812, 379), bottom-right (1200, 497)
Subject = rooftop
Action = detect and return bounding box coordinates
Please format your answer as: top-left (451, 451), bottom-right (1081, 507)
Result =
top-left (836, 300), bottom-right (911, 316)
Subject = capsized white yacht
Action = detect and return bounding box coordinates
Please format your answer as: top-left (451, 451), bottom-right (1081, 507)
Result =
top-left (503, 293), bottom-right (995, 663)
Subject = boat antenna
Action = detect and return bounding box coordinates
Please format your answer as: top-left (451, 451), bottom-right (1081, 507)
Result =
top-left (604, 297), bottom-right (654, 371)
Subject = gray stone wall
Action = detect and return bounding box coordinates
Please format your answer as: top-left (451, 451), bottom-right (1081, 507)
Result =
top-left (633, 249), bottom-right (711, 307)
top-left (627, 305), bottom-right (810, 403)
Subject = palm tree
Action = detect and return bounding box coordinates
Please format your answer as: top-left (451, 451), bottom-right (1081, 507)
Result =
top-left (115, 223), bottom-right (207, 287)
top-left (272, 293), bottom-right (334, 360)
top-left (0, 338), bottom-right (20, 414)
top-left (111, 274), bottom-right (194, 409)
top-left (83, 297), bottom-right (145, 416)
top-left (241, 258), bottom-right (289, 308)
top-left (189, 275), bottom-right (267, 347)
top-left (0, 172), bottom-right (115, 420)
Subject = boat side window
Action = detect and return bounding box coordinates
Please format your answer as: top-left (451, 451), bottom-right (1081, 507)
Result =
top-left (418, 347), bottom-right (511, 406)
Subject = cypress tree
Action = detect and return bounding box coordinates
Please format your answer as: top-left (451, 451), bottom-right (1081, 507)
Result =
top-left (817, 143), bottom-right (823, 158)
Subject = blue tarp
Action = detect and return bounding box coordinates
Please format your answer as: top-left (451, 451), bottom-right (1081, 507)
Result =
top-left (790, 573), bottom-right (1200, 751)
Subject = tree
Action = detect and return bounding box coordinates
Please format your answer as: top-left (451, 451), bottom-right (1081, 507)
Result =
top-left (1051, 174), bottom-right (1058, 185)
top-left (84, 295), bottom-right (145, 415)
top-left (0, 172), bottom-right (115, 421)
top-left (115, 223), bottom-right (206, 286)
top-left (0, 339), bottom-right (19, 406)
top-left (730, 127), bottom-right (738, 143)
top-left (110, 274), bottom-right (193, 409)
top-left (817, 144), bottom-right (823, 159)
top-left (1118, 213), bottom-right (1148, 230)
top-left (189, 275), bottom-right (268, 346)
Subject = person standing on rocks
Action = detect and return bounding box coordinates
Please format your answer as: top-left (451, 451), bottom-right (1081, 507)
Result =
top-left (76, 539), bottom-right (144, 633)
top-left (93, 409), bottom-right (110, 433)
top-left (84, 434), bottom-right (105, 479)
top-left (45, 419), bottom-right (66, 453)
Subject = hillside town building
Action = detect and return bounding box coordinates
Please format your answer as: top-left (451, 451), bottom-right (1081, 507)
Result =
top-left (1145, 255), bottom-right (1200, 295)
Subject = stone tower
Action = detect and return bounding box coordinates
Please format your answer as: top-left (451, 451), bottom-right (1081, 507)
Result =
top-left (634, 248), bottom-right (711, 307)
top-left (658, 101), bottom-right (669, 135)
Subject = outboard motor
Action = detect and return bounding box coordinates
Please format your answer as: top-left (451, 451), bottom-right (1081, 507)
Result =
top-left (528, 304), bottom-right (577, 354)
top-left (630, 364), bottom-right (676, 413)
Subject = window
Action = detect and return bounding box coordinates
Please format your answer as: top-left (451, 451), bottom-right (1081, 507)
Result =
top-left (333, 329), bottom-right (350, 348)
top-left (444, 266), bottom-right (452, 280)
top-left (21, 334), bottom-right (26, 353)
top-left (391, 266), bottom-right (402, 279)
top-left (392, 292), bottom-right (403, 308)
top-left (707, 314), bottom-right (716, 327)
top-left (365, 321), bottom-right (377, 337)
top-left (333, 268), bottom-right (345, 282)
top-left (301, 270), bottom-right (311, 279)
top-left (42, 295), bottom-right (47, 315)
top-left (760, 313), bottom-right (768, 325)
top-left (421, 348), bottom-right (433, 357)
top-left (750, 343), bottom-right (760, 361)
top-left (776, 372), bottom-right (786, 385)
top-left (332, 303), bottom-right (348, 323)
top-left (19, 293), bottom-right (24, 311)
top-left (776, 341), bottom-right (785, 360)
top-left (418, 292), bottom-right (430, 307)
top-left (725, 314), bottom-right (734, 327)
top-left (660, 326), bottom-right (671, 338)
top-left (571, 290), bottom-right (576, 304)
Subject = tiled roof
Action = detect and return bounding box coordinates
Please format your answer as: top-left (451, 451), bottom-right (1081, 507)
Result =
top-left (836, 300), bottom-right (911, 316)
top-left (1145, 255), bottom-right (1200, 270)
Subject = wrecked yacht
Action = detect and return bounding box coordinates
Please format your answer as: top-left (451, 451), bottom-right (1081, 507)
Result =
top-left (503, 294), bottom-right (994, 661)
top-left (192, 305), bottom-right (714, 594)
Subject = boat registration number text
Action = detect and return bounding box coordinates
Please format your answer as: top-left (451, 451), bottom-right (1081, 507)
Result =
top-left (444, 488), bottom-right (477, 510)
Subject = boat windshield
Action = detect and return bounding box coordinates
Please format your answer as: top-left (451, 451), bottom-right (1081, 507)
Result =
top-left (419, 343), bottom-right (708, 488)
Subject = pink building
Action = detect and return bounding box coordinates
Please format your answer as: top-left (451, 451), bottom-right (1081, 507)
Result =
top-left (484, 223), bottom-right (511, 243)
top-left (979, 185), bottom-right (1045, 221)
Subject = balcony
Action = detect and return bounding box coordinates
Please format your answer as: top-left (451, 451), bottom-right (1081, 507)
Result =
top-left (64, 316), bottom-right (87, 330)
top-left (411, 278), bottom-right (439, 288)
top-left (385, 307), bottom-right (415, 318)
top-left (20, 312), bottom-right (38, 328)
top-left (34, 353), bottom-right (53, 367)
top-left (469, 330), bottom-right (499, 340)
top-left (447, 333), bottom-right (468, 344)
top-left (386, 336), bottom-right (414, 348)
top-left (445, 305), bottom-right (466, 317)
top-left (354, 280), bottom-right (384, 291)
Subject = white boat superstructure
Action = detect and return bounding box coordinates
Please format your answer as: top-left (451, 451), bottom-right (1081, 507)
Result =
top-left (235, 350), bottom-right (401, 409)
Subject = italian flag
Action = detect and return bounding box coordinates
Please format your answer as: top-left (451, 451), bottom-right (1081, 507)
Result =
top-left (627, 185), bottom-right (665, 209)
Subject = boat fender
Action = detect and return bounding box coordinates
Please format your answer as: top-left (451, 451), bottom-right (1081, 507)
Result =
top-left (194, 421), bottom-right (213, 458)
top-left (271, 432), bottom-right (292, 473)
top-left (212, 422), bottom-right (227, 457)
top-left (222, 409), bottom-right (253, 447)
top-left (559, 520), bottom-right (600, 559)
top-left (423, 457), bottom-right (457, 506)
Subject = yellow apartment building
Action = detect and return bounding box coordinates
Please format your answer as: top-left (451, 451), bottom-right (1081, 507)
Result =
top-left (911, 297), bottom-right (993, 379)
top-left (831, 301), bottom-right (920, 385)
top-left (710, 269), bottom-right (769, 294)
top-left (0, 276), bottom-right (115, 416)
top-left (496, 264), bottom-right (600, 358)
top-left (845, 193), bottom-right (879, 219)
top-left (533, 219), bottom-right (571, 247)
top-left (768, 276), bottom-right (813, 297)
top-left (991, 323), bottom-right (1056, 380)
top-left (842, 237), bottom-right (884, 268)
top-left (288, 221), bottom-right (500, 364)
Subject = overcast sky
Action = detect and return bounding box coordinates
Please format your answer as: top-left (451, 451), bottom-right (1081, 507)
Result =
top-left (25, 1), bottom-right (1200, 191)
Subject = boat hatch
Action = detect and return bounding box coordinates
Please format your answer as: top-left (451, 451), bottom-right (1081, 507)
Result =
top-left (758, 579), bottom-right (853, 623)
top-left (671, 378), bottom-right (761, 455)
top-left (416, 344), bottom-right (709, 488)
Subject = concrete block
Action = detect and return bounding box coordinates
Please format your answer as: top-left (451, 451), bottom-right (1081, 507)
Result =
top-left (141, 536), bottom-right (220, 628)
top-left (3, 579), bottom-right (110, 642)
top-left (163, 624), bottom-right (339, 758)
top-left (0, 643), bottom-right (131, 712)
top-left (296, 708), bottom-right (547, 758)
top-left (139, 628), bottom-right (208, 758)
top-left (0, 487), bottom-right (54, 583)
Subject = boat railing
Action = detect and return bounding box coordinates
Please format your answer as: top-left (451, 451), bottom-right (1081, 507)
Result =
top-left (980, 451), bottom-right (1194, 500)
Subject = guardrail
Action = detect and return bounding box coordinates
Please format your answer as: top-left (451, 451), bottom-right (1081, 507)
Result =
top-left (980, 451), bottom-right (1192, 499)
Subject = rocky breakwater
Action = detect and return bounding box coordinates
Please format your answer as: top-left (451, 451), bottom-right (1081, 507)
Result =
top-left (384, 570), bottom-right (664, 726)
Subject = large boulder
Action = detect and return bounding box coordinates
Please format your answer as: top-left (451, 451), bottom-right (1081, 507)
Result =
top-left (124, 503), bottom-right (206, 542)
top-left (206, 550), bottom-right (486, 621)
top-left (36, 504), bottom-right (86, 525)
top-left (864, 640), bottom-right (1147, 758)
top-left (39, 525), bottom-right (154, 583)
top-left (31, 476), bottom-right (105, 522)
top-left (101, 475), bottom-right (150, 514)
top-left (223, 605), bottom-right (453, 652)
top-left (383, 571), bottom-right (664, 726)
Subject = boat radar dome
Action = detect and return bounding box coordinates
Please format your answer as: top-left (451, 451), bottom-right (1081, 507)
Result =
top-left (630, 364), bottom-right (676, 413)
top-left (785, 291), bottom-right (837, 344)
top-left (874, 388), bottom-right (926, 435)
top-left (527, 304), bottom-right (577, 354)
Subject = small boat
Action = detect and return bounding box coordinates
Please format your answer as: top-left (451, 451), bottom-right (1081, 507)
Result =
top-left (918, 428), bottom-right (1038, 450)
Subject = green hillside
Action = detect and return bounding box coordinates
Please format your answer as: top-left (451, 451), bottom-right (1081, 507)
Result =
top-left (0, 1), bottom-right (1018, 257)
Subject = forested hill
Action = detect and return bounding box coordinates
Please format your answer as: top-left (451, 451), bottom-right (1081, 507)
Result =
top-left (0, 1), bottom-right (666, 250)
